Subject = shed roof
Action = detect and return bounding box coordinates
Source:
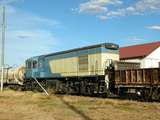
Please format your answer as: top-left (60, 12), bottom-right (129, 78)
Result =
top-left (120, 41), bottom-right (160, 60)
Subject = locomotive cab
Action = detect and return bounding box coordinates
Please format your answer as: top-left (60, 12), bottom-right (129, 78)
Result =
top-left (25, 56), bottom-right (43, 79)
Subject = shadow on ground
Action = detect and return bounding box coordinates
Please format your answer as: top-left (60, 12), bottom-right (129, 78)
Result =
top-left (57, 95), bottom-right (92, 120)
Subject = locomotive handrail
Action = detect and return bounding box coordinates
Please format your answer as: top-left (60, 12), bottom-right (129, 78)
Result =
top-left (32, 77), bottom-right (49, 96)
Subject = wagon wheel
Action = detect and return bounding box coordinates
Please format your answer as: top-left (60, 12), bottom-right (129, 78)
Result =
top-left (151, 86), bottom-right (160, 101)
top-left (143, 88), bottom-right (153, 102)
top-left (140, 88), bottom-right (152, 102)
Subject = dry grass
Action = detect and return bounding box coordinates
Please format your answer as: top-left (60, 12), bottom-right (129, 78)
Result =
top-left (0, 90), bottom-right (160, 120)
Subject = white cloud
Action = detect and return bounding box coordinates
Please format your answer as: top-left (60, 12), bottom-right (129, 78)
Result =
top-left (148, 25), bottom-right (160, 31)
top-left (107, 9), bottom-right (125, 17)
top-left (101, 0), bottom-right (160, 19)
top-left (98, 15), bottom-right (108, 20)
top-left (80, 3), bottom-right (108, 13)
top-left (78, 0), bottom-right (160, 20)
top-left (134, 0), bottom-right (160, 12)
top-left (79, 0), bottom-right (122, 13)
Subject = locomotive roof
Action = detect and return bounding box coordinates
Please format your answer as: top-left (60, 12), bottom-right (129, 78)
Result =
top-left (43, 43), bottom-right (119, 57)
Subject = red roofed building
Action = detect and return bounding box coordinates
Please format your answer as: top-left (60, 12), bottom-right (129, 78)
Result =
top-left (120, 41), bottom-right (160, 68)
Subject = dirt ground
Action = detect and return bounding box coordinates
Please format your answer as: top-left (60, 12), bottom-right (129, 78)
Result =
top-left (0, 90), bottom-right (160, 120)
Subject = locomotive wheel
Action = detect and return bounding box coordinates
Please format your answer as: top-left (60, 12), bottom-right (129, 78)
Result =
top-left (80, 80), bottom-right (87, 95)
top-left (65, 81), bottom-right (73, 94)
top-left (79, 80), bottom-right (96, 96)
top-left (55, 80), bottom-right (64, 94)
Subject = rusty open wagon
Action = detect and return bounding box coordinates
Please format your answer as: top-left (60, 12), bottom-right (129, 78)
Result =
top-left (114, 68), bottom-right (160, 101)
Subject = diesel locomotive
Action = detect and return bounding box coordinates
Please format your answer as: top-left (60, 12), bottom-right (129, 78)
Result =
top-left (24, 43), bottom-right (119, 96)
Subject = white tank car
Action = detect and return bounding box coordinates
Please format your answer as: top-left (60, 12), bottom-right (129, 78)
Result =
top-left (1, 67), bottom-right (25, 85)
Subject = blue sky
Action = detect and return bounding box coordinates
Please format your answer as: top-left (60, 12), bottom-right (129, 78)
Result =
top-left (0, 0), bottom-right (160, 65)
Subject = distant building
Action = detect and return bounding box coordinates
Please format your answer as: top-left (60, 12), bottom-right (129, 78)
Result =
top-left (120, 41), bottom-right (160, 68)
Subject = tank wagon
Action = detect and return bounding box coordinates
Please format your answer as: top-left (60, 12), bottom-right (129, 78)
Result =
top-left (0, 67), bottom-right (25, 89)
top-left (24, 43), bottom-right (119, 95)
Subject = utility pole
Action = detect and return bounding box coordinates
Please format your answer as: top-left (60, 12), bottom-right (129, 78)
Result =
top-left (1, 6), bottom-right (5, 92)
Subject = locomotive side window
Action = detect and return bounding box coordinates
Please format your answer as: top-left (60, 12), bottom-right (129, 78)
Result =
top-left (26, 60), bottom-right (38, 69)
top-left (33, 61), bottom-right (38, 68)
top-left (26, 60), bottom-right (32, 69)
